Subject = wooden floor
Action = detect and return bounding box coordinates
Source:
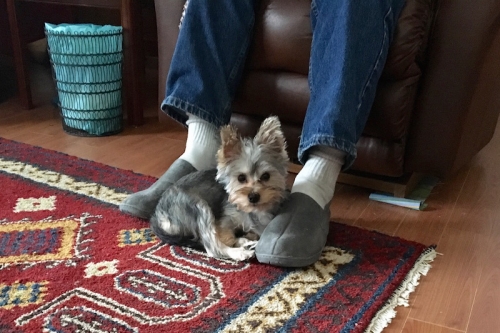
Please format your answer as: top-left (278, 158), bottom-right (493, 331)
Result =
top-left (1, 64), bottom-right (499, 333)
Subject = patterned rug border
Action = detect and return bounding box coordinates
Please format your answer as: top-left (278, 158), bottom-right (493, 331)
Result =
top-left (0, 138), bottom-right (437, 332)
top-left (366, 247), bottom-right (436, 332)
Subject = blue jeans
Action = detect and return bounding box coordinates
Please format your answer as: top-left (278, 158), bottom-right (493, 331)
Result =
top-left (162, 0), bottom-right (406, 168)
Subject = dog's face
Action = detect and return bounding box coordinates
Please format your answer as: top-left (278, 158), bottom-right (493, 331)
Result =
top-left (216, 116), bottom-right (289, 213)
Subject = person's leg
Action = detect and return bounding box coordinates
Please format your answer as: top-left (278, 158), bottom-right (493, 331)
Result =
top-left (256, 0), bottom-right (406, 267)
top-left (120, 0), bottom-right (258, 219)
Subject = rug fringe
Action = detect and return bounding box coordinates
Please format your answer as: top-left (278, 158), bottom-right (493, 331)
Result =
top-left (364, 246), bottom-right (437, 333)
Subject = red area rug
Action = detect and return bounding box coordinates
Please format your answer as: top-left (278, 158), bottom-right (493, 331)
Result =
top-left (0, 138), bottom-right (436, 333)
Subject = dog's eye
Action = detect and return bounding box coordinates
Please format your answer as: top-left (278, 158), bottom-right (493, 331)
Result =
top-left (260, 172), bottom-right (270, 181)
top-left (237, 174), bottom-right (247, 183)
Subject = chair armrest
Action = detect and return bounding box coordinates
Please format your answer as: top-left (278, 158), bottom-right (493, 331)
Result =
top-left (406, 0), bottom-right (500, 177)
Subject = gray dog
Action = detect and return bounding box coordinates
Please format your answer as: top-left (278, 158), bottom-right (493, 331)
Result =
top-left (150, 116), bottom-right (289, 261)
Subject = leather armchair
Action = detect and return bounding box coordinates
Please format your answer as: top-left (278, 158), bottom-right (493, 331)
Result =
top-left (154, 0), bottom-right (500, 194)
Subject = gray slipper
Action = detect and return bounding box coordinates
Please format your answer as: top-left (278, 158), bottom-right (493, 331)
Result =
top-left (255, 192), bottom-right (330, 267)
top-left (119, 159), bottom-right (196, 219)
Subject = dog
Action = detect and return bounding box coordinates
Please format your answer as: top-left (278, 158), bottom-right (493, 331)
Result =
top-left (150, 116), bottom-right (289, 261)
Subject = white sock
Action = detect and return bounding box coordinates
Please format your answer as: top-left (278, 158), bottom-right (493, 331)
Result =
top-left (179, 114), bottom-right (220, 171)
top-left (291, 146), bottom-right (346, 208)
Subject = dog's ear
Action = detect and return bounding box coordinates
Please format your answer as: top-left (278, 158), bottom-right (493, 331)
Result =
top-left (217, 124), bottom-right (242, 163)
top-left (254, 116), bottom-right (288, 157)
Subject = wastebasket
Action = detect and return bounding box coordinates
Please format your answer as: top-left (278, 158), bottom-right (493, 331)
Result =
top-left (45, 23), bottom-right (123, 136)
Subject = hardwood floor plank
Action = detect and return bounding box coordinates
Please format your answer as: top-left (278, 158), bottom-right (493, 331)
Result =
top-left (402, 319), bottom-right (464, 333)
top-left (329, 184), bottom-right (372, 226)
top-left (463, 140), bottom-right (500, 333)
top-left (466, 232), bottom-right (500, 332)
top-left (351, 198), bottom-right (409, 236)
top-left (407, 126), bottom-right (500, 331)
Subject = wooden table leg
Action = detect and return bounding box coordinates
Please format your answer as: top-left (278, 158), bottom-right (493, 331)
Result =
top-left (121, 0), bottom-right (144, 126)
top-left (6, 0), bottom-right (34, 109)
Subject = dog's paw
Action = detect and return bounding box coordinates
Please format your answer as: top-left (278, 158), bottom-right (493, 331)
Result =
top-left (234, 238), bottom-right (258, 250)
top-left (243, 240), bottom-right (258, 250)
top-left (226, 247), bottom-right (255, 261)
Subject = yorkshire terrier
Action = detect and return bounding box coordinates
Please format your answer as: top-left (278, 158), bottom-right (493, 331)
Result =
top-left (150, 116), bottom-right (289, 261)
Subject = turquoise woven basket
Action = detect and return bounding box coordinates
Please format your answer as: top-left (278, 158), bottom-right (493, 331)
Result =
top-left (45, 23), bottom-right (123, 136)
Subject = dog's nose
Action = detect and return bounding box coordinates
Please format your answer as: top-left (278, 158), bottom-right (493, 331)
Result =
top-left (248, 192), bottom-right (260, 204)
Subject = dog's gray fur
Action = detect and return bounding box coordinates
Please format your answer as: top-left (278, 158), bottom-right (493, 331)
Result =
top-left (150, 169), bottom-right (225, 249)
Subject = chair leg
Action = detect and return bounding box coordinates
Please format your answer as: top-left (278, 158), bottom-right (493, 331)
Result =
top-left (6, 0), bottom-right (33, 109)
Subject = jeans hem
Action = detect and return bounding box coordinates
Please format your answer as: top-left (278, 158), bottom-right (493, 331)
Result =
top-left (298, 135), bottom-right (357, 170)
top-left (161, 96), bottom-right (228, 127)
